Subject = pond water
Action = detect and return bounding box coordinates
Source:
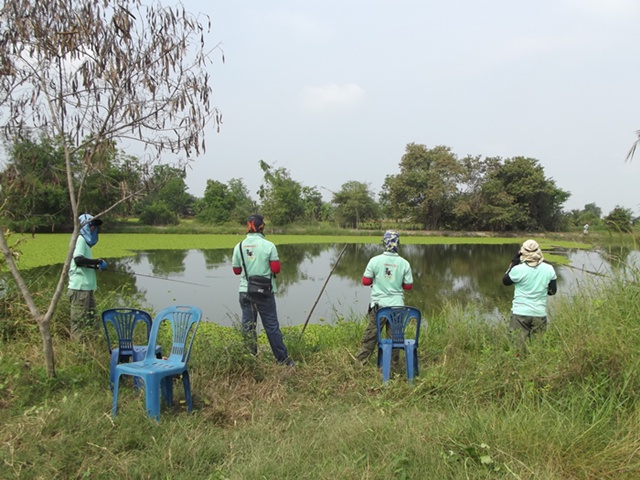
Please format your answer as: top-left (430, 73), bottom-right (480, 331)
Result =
top-left (21, 242), bottom-right (637, 327)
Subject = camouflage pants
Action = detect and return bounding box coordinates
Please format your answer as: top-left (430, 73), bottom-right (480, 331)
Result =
top-left (68, 289), bottom-right (98, 340)
top-left (355, 305), bottom-right (399, 364)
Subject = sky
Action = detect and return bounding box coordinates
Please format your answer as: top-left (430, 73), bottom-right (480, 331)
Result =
top-left (183, 0), bottom-right (640, 217)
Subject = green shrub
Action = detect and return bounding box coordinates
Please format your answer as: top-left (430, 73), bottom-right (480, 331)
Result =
top-left (138, 201), bottom-right (179, 226)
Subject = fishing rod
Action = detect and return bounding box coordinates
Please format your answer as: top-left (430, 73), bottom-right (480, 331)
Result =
top-left (563, 264), bottom-right (607, 278)
top-left (543, 251), bottom-right (612, 277)
top-left (108, 270), bottom-right (210, 287)
top-left (299, 244), bottom-right (349, 338)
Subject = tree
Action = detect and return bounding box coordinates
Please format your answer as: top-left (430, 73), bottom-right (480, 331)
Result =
top-left (257, 161), bottom-right (304, 225)
top-left (0, 0), bottom-right (222, 376)
top-left (450, 155), bottom-right (500, 230)
top-left (138, 200), bottom-right (179, 226)
top-left (195, 179), bottom-right (233, 224)
top-left (0, 136), bottom-right (151, 230)
top-left (332, 181), bottom-right (379, 228)
top-left (195, 177), bottom-right (255, 225)
top-left (227, 178), bottom-right (257, 223)
top-left (579, 203), bottom-right (602, 227)
top-left (301, 186), bottom-right (325, 222)
top-left (101, 152), bottom-right (148, 219)
top-left (564, 209), bottom-right (582, 228)
top-left (381, 144), bottom-right (463, 230)
top-left (0, 136), bottom-right (70, 232)
top-left (481, 157), bottom-right (569, 231)
top-left (604, 206), bottom-right (634, 233)
top-left (138, 165), bottom-right (193, 224)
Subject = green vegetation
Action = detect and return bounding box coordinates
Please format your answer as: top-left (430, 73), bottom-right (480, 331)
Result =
top-left (1, 262), bottom-right (639, 478)
top-left (4, 135), bottom-right (637, 236)
top-left (604, 206), bottom-right (635, 233)
top-left (0, 0), bottom-right (636, 473)
top-left (0, 0), bottom-right (224, 378)
top-left (6, 232), bottom-right (589, 270)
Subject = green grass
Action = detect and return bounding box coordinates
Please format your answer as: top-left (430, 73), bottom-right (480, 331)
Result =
top-left (0, 230), bottom-right (635, 478)
top-left (2, 264), bottom-right (640, 479)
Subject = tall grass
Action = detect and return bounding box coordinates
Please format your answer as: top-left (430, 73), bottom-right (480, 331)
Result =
top-left (2, 268), bottom-right (640, 478)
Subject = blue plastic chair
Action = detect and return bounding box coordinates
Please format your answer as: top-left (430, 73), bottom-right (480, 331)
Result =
top-left (112, 305), bottom-right (203, 421)
top-left (376, 306), bottom-right (422, 383)
top-left (102, 308), bottom-right (162, 389)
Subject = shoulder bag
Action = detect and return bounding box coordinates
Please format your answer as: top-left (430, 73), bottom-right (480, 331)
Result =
top-left (239, 241), bottom-right (273, 297)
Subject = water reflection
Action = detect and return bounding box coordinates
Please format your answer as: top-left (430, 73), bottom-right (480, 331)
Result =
top-left (12, 243), bottom-right (640, 327)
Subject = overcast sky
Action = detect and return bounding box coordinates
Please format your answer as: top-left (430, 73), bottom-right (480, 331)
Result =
top-left (184, 0), bottom-right (640, 216)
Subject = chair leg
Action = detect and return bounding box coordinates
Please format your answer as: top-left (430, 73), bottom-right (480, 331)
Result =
top-left (182, 370), bottom-right (193, 413)
top-left (161, 376), bottom-right (174, 407)
top-left (414, 349), bottom-right (419, 377)
top-left (405, 345), bottom-right (415, 383)
top-left (112, 371), bottom-right (121, 417)
top-left (381, 344), bottom-right (392, 383)
top-left (144, 377), bottom-right (162, 421)
top-left (109, 349), bottom-right (120, 391)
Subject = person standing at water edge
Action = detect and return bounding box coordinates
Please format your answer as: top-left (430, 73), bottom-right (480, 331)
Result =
top-left (503, 239), bottom-right (557, 354)
top-left (355, 230), bottom-right (413, 364)
top-left (583, 223), bottom-right (589, 235)
top-left (67, 214), bottom-right (108, 340)
top-left (232, 214), bottom-right (294, 366)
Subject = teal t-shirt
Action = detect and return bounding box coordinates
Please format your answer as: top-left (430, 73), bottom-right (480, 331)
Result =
top-left (363, 251), bottom-right (413, 308)
top-left (232, 233), bottom-right (279, 293)
top-left (509, 262), bottom-right (557, 317)
top-left (68, 236), bottom-right (97, 291)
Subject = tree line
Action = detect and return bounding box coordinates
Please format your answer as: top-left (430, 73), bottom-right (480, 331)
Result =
top-left (1, 138), bottom-right (633, 233)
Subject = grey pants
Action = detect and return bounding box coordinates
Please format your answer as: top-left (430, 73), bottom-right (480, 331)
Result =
top-left (68, 289), bottom-right (97, 340)
top-left (355, 305), bottom-right (398, 364)
top-left (509, 313), bottom-right (547, 354)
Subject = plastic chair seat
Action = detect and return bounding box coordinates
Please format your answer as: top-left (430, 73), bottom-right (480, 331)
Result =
top-left (112, 305), bottom-right (202, 421)
top-left (376, 306), bottom-right (422, 383)
top-left (102, 308), bottom-right (160, 389)
top-left (130, 345), bottom-right (163, 389)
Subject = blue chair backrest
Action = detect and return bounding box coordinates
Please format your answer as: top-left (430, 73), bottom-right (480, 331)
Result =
top-left (376, 306), bottom-right (422, 347)
top-left (146, 305), bottom-right (202, 363)
top-left (102, 308), bottom-right (153, 353)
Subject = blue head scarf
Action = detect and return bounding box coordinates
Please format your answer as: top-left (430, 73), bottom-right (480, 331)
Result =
top-left (79, 214), bottom-right (101, 247)
top-left (382, 230), bottom-right (400, 253)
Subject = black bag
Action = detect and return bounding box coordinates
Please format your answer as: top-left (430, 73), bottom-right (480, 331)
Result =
top-left (247, 275), bottom-right (273, 296)
top-left (239, 241), bottom-right (273, 297)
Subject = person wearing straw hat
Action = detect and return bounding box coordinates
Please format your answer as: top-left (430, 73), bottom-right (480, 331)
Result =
top-left (68, 214), bottom-right (108, 340)
top-left (503, 239), bottom-right (557, 354)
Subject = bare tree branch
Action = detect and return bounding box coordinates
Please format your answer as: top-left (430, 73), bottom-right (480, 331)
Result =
top-left (0, 0), bottom-right (223, 376)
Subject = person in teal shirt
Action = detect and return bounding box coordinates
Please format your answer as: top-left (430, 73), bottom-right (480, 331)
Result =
top-left (355, 230), bottom-right (413, 364)
top-left (232, 214), bottom-right (294, 365)
top-left (503, 239), bottom-right (557, 354)
top-left (68, 214), bottom-right (108, 340)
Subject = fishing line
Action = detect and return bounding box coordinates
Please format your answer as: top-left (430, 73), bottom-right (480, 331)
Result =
top-left (299, 244), bottom-right (349, 338)
top-left (108, 270), bottom-right (210, 287)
